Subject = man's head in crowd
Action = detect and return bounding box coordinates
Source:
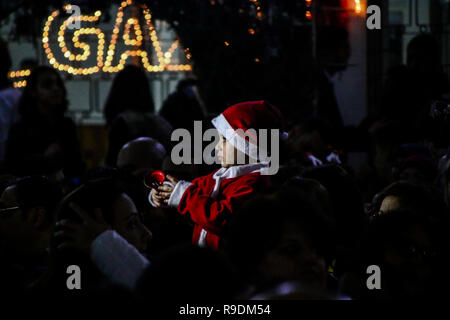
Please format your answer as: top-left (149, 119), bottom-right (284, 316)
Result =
top-left (57, 176), bottom-right (152, 255)
top-left (407, 33), bottom-right (441, 74)
top-left (116, 137), bottom-right (167, 176)
top-left (0, 176), bottom-right (62, 263)
top-left (302, 165), bottom-right (367, 247)
top-left (284, 177), bottom-right (333, 219)
top-left (317, 26), bottom-right (350, 75)
top-left (18, 66), bottom-right (68, 121)
top-left (370, 181), bottom-right (447, 221)
top-left (103, 64), bottom-right (155, 125)
top-left (365, 209), bottom-right (447, 298)
top-left (225, 189), bottom-right (335, 293)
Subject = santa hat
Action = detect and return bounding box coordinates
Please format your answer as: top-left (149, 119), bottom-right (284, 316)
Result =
top-left (211, 100), bottom-right (286, 160)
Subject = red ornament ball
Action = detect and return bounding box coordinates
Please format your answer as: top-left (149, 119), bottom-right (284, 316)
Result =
top-left (144, 170), bottom-right (166, 189)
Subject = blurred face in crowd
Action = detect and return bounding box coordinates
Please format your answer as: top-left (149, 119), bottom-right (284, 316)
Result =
top-left (398, 167), bottom-right (431, 186)
top-left (384, 223), bottom-right (434, 296)
top-left (111, 193), bottom-right (152, 253)
top-left (288, 127), bottom-right (328, 159)
top-left (0, 185), bottom-right (49, 261)
top-left (257, 221), bottom-right (327, 289)
top-left (33, 70), bottom-right (65, 116)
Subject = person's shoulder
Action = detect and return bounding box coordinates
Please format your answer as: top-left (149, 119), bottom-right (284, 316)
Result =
top-left (0, 87), bottom-right (21, 98)
top-left (0, 87), bottom-right (21, 106)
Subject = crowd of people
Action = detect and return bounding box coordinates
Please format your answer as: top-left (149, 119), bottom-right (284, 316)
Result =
top-left (0, 32), bottom-right (450, 303)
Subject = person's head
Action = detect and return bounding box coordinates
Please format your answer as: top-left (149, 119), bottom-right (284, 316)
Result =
top-left (116, 137), bottom-right (167, 175)
top-left (56, 176), bottom-right (152, 254)
top-left (407, 33), bottom-right (441, 74)
top-left (211, 101), bottom-right (285, 172)
top-left (284, 177), bottom-right (332, 219)
top-left (302, 165), bottom-right (367, 246)
top-left (393, 154), bottom-right (437, 186)
top-left (365, 209), bottom-right (445, 298)
top-left (225, 189), bottom-right (335, 292)
top-left (0, 176), bottom-right (62, 262)
top-left (103, 64), bottom-right (155, 124)
top-left (286, 118), bottom-right (333, 161)
top-left (370, 121), bottom-right (410, 184)
top-left (317, 26), bottom-right (350, 75)
top-left (176, 78), bottom-right (199, 97)
top-left (370, 181), bottom-right (447, 222)
top-left (17, 66), bottom-right (67, 120)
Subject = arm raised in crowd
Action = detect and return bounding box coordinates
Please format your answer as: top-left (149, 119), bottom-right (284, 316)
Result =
top-left (54, 202), bottom-right (150, 290)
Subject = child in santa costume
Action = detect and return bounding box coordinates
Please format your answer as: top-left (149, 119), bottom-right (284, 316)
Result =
top-left (151, 100), bottom-right (284, 249)
top-left (54, 101), bottom-right (285, 290)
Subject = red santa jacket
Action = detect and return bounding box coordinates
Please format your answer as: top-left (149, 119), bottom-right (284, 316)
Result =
top-left (167, 162), bottom-right (271, 249)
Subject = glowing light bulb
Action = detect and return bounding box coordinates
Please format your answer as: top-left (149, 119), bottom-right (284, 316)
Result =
top-left (355, 0), bottom-right (361, 13)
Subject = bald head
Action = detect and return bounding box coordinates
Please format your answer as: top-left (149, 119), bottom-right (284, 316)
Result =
top-left (117, 137), bottom-right (167, 172)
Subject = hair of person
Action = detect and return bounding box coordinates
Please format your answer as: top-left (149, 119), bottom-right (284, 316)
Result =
top-left (283, 176), bottom-right (332, 217)
top-left (80, 165), bottom-right (149, 214)
top-left (371, 181), bottom-right (448, 222)
top-left (55, 175), bottom-right (125, 226)
top-left (11, 175), bottom-right (63, 225)
top-left (103, 64), bottom-right (155, 124)
top-left (43, 174), bottom-right (131, 292)
top-left (17, 65), bottom-right (68, 120)
top-left (224, 188), bottom-right (336, 281)
top-left (176, 77), bottom-right (198, 92)
top-left (407, 33), bottom-right (440, 66)
top-left (301, 165), bottom-right (367, 232)
top-left (364, 209), bottom-right (435, 264)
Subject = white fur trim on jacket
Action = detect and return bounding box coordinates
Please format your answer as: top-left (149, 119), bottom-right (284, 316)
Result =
top-left (198, 162), bottom-right (269, 246)
top-left (210, 162), bottom-right (268, 199)
top-left (167, 180), bottom-right (193, 208)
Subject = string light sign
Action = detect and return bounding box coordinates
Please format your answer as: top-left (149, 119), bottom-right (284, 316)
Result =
top-left (8, 0), bottom-right (363, 87)
top-left (44, 0), bottom-right (192, 75)
top-left (9, 0), bottom-right (192, 87)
